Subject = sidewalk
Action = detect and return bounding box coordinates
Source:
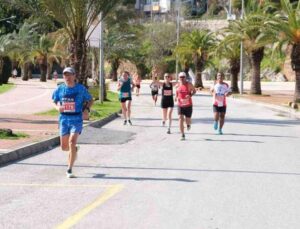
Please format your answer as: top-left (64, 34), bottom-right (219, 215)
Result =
top-left (0, 78), bottom-right (59, 152)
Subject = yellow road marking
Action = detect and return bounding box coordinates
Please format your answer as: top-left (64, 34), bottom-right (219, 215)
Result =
top-left (55, 184), bottom-right (124, 229)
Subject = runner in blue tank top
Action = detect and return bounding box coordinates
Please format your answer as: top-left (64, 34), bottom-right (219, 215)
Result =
top-left (52, 67), bottom-right (93, 178)
top-left (117, 71), bottom-right (135, 125)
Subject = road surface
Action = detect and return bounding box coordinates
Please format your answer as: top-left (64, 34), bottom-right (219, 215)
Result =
top-left (0, 84), bottom-right (299, 229)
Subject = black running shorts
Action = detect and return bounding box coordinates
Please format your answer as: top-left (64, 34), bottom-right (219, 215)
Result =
top-left (178, 106), bottom-right (193, 118)
top-left (213, 105), bottom-right (226, 113)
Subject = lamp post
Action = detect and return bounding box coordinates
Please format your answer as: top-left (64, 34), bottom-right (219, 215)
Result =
top-left (239, 0), bottom-right (244, 95)
top-left (99, 12), bottom-right (105, 104)
top-left (175, 0), bottom-right (180, 81)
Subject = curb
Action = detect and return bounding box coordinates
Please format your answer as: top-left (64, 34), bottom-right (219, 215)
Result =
top-left (0, 112), bottom-right (120, 167)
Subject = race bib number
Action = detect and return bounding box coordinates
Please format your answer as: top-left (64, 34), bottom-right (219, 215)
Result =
top-left (122, 92), bottom-right (129, 98)
top-left (164, 90), bottom-right (172, 96)
top-left (180, 98), bottom-right (190, 106)
top-left (215, 95), bottom-right (225, 107)
top-left (63, 102), bottom-right (76, 112)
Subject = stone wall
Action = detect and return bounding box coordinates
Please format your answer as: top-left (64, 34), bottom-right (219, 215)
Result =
top-left (181, 19), bottom-right (229, 32)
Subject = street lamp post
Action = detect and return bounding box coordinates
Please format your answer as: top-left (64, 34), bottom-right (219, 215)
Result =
top-left (175, 0), bottom-right (180, 81)
top-left (239, 0), bottom-right (244, 95)
top-left (99, 12), bottom-right (105, 104)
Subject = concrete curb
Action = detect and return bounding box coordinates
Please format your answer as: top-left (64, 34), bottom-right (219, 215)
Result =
top-left (0, 112), bottom-right (120, 167)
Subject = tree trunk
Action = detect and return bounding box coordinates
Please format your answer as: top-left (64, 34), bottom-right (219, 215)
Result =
top-left (294, 70), bottom-right (300, 103)
top-left (110, 59), bottom-right (120, 81)
top-left (47, 62), bottom-right (53, 80)
top-left (291, 44), bottom-right (300, 102)
top-left (70, 29), bottom-right (87, 86)
top-left (229, 58), bottom-right (240, 93)
top-left (21, 62), bottom-right (30, 81)
top-left (28, 62), bottom-right (33, 79)
top-left (39, 58), bottom-right (48, 82)
top-left (250, 47), bottom-right (264, 95)
top-left (136, 63), bottom-right (147, 78)
top-left (194, 55), bottom-right (204, 88)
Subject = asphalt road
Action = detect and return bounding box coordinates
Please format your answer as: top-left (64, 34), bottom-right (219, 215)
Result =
top-left (0, 86), bottom-right (299, 229)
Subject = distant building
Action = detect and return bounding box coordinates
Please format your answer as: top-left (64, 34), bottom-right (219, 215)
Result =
top-left (135, 0), bottom-right (207, 16)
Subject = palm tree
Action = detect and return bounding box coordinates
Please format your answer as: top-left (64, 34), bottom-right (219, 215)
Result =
top-left (266, 0), bottom-right (300, 102)
top-left (40, 0), bottom-right (121, 85)
top-left (175, 30), bottom-right (216, 88)
top-left (31, 34), bottom-right (53, 82)
top-left (215, 38), bottom-right (240, 93)
top-left (7, 22), bottom-right (39, 81)
top-left (224, 11), bottom-right (270, 95)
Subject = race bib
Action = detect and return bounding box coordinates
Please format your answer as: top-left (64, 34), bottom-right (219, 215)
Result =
top-left (122, 92), bottom-right (129, 98)
top-left (164, 90), bottom-right (172, 96)
top-left (215, 94), bottom-right (225, 107)
top-left (63, 102), bottom-right (76, 112)
top-left (181, 98), bottom-right (190, 106)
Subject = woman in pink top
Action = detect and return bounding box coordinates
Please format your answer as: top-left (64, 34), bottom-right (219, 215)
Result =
top-left (175, 72), bottom-right (196, 140)
top-left (210, 72), bottom-right (231, 135)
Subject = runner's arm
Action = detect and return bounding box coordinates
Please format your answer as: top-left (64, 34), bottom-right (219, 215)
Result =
top-left (117, 81), bottom-right (122, 91)
top-left (53, 101), bottom-right (64, 113)
top-left (189, 83), bottom-right (196, 96)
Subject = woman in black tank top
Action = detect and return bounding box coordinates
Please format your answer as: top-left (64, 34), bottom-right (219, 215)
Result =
top-left (160, 73), bottom-right (177, 134)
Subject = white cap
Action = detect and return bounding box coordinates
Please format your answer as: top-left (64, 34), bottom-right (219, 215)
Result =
top-left (63, 67), bottom-right (75, 75)
top-left (178, 72), bottom-right (186, 77)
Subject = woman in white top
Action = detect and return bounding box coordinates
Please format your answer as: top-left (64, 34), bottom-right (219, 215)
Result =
top-left (210, 72), bottom-right (231, 135)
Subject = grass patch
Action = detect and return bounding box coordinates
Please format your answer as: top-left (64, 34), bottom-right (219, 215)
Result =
top-left (0, 132), bottom-right (28, 140)
top-left (36, 91), bottom-right (120, 120)
top-left (0, 83), bottom-right (15, 94)
top-left (36, 109), bottom-right (59, 116)
top-left (89, 91), bottom-right (120, 120)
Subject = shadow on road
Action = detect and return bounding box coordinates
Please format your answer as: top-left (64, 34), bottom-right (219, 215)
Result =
top-left (78, 173), bottom-right (197, 182)
top-left (193, 118), bottom-right (300, 127)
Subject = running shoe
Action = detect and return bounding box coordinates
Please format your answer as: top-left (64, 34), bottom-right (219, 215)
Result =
top-left (218, 129), bottom-right (223, 135)
top-left (187, 125), bottom-right (191, 131)
top-left (66, 169), bottom-right (76, 178)
top-left (128, 120), bottom-right (132, 125)
top-left (181, 134), bottom-right (185, 141)
top-left (167, 128), bottom-right (171, 134)
top-left (214, 121), bottom-right (218, 130)
top-left (123, 120), bottom-right (127, 125)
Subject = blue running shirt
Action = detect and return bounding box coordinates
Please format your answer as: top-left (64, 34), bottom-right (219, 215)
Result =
top-left (52, 83), bottom-right (92, 120)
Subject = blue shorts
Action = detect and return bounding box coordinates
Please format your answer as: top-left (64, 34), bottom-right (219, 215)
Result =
top-left (59, 118), bottom-right (83, 136)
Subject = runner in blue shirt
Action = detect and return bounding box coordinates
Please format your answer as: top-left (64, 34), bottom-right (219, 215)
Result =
top-left (52, 67), bottom-right (93, 178)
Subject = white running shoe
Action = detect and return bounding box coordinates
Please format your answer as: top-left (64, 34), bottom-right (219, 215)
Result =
top-left (66, 171), bottom-right (76, 178)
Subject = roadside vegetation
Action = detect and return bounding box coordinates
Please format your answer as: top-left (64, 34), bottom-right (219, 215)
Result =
top-left (0, 83), bottom-right (14, 94)
top-left (0, 0), bottom-right (299, 103)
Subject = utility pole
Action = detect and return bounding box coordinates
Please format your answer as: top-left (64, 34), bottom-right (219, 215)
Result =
top-left (175, 0), bottom-right (180, 81)
top-left (99, 12), bottom-right (105, 103)
top-left (239, 0), bottom-right (244, 95)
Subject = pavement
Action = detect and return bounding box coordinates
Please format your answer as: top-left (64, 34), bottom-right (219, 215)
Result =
top-left (0, 82), bottom-right (299, 229)
top-left (0, 78), bottom-right (59, 152)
